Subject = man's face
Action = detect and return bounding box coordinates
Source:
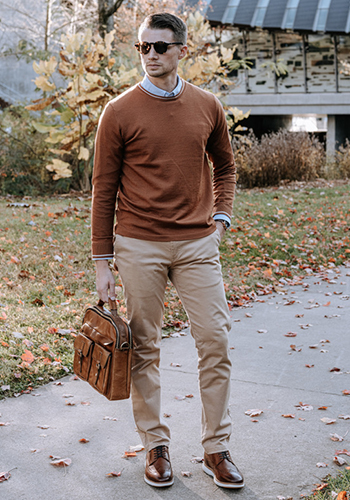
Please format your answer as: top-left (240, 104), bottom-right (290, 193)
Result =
top-left (138, 28), bottom-right (187, 81)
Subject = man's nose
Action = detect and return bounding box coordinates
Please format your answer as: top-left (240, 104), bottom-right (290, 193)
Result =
top-left (148, 45), bottom-right (159, 58)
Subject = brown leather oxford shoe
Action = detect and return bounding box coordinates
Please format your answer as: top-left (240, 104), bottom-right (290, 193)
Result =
top-left (203, 450), bottom-right (244, 489)
top-left (144, 445), bottom-right (174, 487)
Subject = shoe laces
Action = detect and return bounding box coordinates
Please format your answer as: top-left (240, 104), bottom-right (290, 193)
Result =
top-left (152, 445), bottom-right (169, 461)
top-left (217, 451), bottom-right (233, 464)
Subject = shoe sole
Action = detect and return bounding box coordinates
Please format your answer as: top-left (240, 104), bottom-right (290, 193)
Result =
top-left (144, 474), bottom-right (174, 488)
top-left (202, 463), bottom-right (245, 489)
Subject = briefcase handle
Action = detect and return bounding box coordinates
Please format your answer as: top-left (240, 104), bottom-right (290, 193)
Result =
top-left (97, 298), bottom-right (131, 349)
top-left (97, 298), bottom-right (119, 316)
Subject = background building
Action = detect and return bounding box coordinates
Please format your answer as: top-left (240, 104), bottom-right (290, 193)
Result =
top-left (206, 0), bottom-right (350, 152)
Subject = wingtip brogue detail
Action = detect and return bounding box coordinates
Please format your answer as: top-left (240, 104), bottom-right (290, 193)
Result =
top-left (144, 445), bottom-right (174, 488)
top-left (203, 450), bottom-right (244, 489)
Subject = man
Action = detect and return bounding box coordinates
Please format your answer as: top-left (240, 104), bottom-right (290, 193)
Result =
top-left (91, 12), bottom-right (244, 489)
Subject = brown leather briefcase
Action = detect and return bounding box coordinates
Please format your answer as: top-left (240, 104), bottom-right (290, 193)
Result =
top-left (73, 298), bottom-right (132, 400)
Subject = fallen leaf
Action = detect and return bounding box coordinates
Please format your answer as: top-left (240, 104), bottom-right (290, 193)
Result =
top-left (65, 401), bottom-right (76, 406)
top-left (323, 301), bottom-right (331, 307)
top-left (342, 390), bottom-right (350, 396)
top-left (0, 470), bottom-right (13, 482)
top-left (122, 451), bottom-right (137, 458)
top-left (282, 414), bottom-right (295, 418)
top-left (21, 349), bottom-right (35, 364)
top-left (257, 329), bottom-right (267, 333)
top-left (330, 433), bottom-right (344, 442)
top-left (316, 462), bottom-right (328, 468)
top-left (309, 344), bottom-right (318, 349)
top-left (129, 444), bottom-right (144, 452)
top-left (163, 413), bottom-right (171, 418)
top-left (285, 332), bottom-right (297, 337)
top-left (333, 456), bottom-right (347, 466)
top-left (181, 471), bottom-right (192, 477)
top-left (305, 364), bottom-right (314, 368)
top-left (338, 415), bottom-right (350, 420)
top-left (295, 402), bottom-right (313, 411)
top-left (335, 450), bottom-right (350, 457)
top-left (37, 425), bottom-right (49, 429)
top-left (321, 418), bottom-right (336, 424)
top-left (0, 422), bottom-right (10, 426)
top-left (300, 323), bottom-right (312, 329)
top-left (185, 394), bottom-right (194, 398)
top-left (50, 458), bottom-right (72, 467)
top-left (79, 438), bottom-right (89, 443)
top-left (245, 409), bottom-right (263, 417)
top-left (318, 406), bottom-right (328, 410)
top-left (175, 395), bottom-right (186, 401)
top-left (31, 298), bottom-right (45, 307)
top-left (336, 492), bottom-right (348, 500)
top-left (170, 363), bottom-right (181, 367)
top-left (80, 401), bottom-right (91, 406)
top-left (314, 483), bottom-right (328, 491)
top-left (103, 416), bottom-right (118, 421)
top-left (290, 344), bottom-right (302, 352)
top-left (106, 471), bottom-right (122, 477)
top-left (330, 367), bottom-right (341, 372)
top-left (190, 457), bottom-right (203, 463)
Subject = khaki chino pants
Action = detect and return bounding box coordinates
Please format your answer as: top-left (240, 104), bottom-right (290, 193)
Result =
top-left (114, 230), bottom-right (232, 454)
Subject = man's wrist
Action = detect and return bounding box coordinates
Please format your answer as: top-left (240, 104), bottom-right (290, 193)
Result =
top-left (216, 219), bottom-right (229, 231)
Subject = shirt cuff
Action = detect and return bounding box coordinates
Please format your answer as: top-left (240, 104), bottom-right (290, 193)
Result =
top-left (92, 255), bottom-right (114, 261)
top-left (213, 213), bottom-right (231, 228)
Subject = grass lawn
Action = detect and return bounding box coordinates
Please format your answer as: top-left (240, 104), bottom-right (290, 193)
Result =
top-left (0, 181), bottom-right (349, 399)
top-left (305, 469), bottom-right (350, 499)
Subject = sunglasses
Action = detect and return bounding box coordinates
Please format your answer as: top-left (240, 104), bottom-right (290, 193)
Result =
top-left (134, 41), bottom-right (183, 55)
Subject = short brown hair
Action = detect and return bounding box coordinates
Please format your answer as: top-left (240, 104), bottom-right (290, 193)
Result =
top-left (139, 13), bottom-right (187, 44)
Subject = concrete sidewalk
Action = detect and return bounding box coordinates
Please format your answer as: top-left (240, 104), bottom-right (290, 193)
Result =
top-left (1, 266), bottom-right (349, 500)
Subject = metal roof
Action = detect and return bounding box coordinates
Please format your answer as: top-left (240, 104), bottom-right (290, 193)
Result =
top-left (206, 0), bottom-right (350, 33)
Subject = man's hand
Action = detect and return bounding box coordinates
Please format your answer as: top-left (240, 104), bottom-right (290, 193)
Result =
top-left (95, 260), bottom-right (116, 302)
top-left (215, 220), bottom-right (226, 241)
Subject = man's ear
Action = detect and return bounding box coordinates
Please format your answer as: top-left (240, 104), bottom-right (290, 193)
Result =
top-left (178, 44), bottom-right (188, 60)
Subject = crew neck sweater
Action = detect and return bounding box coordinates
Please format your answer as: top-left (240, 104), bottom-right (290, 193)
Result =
top-left (91, 80), bottom-right (236, 259)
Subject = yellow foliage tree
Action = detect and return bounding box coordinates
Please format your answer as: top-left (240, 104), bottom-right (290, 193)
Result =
top-left (26, 29), bottom-right (140, 191)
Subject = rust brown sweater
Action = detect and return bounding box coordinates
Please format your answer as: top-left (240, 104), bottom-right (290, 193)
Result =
top-left (91, 80), bottom-right (236, 259)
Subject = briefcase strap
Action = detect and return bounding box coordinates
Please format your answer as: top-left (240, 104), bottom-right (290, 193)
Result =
top-left (97, 298), bottom-right (130, 348)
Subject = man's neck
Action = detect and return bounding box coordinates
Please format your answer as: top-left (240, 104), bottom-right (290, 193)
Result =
top-left (147, 75), bottom-right (178, 93)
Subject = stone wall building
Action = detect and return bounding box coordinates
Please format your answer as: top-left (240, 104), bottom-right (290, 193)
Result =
top-left (206, 0), bottom-right (350, 152)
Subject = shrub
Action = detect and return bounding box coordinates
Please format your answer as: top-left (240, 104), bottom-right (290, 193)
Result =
top-left (324, 139), bottom-right (350, 180)
top-left (0, 106), bottom-right (52, 196)
top-left (233, 129), bottom-right (325, 188)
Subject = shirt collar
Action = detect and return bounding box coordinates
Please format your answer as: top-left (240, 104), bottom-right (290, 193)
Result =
top-left (141, 75), bottom-right (182, 98)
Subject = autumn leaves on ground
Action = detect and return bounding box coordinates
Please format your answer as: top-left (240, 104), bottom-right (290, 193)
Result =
top-left (0, 181), bottom-right (349, 400)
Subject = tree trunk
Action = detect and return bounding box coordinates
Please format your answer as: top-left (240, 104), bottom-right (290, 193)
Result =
top-left (80, 161), bottom-right (91, 192)
top-left (45, 0), bottom-right (53, 51)
top-left (98, 0), bottom-right (124, 38)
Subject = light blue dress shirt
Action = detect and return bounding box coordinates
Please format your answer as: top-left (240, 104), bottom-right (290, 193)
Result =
top-left (141, 75), bottom-right (182, 97)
